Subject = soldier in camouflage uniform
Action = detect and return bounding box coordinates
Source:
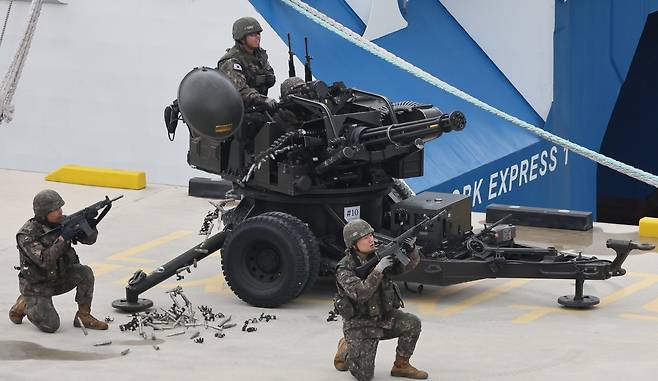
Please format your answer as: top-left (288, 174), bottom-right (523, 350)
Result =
top-left (271, 76), bottom-right (307, 130)
top-left (8, 190), bottom-right (108, 333)
top-left (217, 17), bottom-right (277, 143)
top-left (334, 219), bottom-right (429, 380)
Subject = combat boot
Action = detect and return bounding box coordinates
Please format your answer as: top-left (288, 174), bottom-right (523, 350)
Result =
top-left (391, 354), bottom-right (428, 379)
top-left (334, 337), bottom-right (348, 371)
top-left (73, 303), bottom-right (108, 330)
top-left (9, 295), bottom-right (27, 324)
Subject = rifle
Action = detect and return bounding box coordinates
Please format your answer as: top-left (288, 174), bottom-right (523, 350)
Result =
top-left (287, 33), bottom-right (296, 78)
top-left (354, 210), bottom-right (446, 279)
top-left (304, 36), bottom-right (313, 82)
top-left (40, 195), bottom-right (124, 239)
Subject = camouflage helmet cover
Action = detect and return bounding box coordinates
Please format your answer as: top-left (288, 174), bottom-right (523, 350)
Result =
top-left (343, 219), bottom-right (375, 248)
top-left (280, 77), bottom-right (305, 97)
top-left (232, 17), bottom-right (263, 41)
top-left (33, 189), bottom-right (65, 218)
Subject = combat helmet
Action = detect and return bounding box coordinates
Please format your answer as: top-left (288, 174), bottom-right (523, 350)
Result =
top-left (343, 219), bottom-right (374, 248)
top-left (280, 77), bottom-right (306, 97)
top-left (33, 189), bottom-right (65, 218)
top-left (232, 17), bottom-right (263, 41)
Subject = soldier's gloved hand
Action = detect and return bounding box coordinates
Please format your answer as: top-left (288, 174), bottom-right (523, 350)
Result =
top-left (402, 237), bottom-right (416, 253)
top-left (264, 97), bottom-right (278, 113)
top-left (374, 256), bottom-right (394, 273)
top-left (60, 226), bottom-right (77, 241)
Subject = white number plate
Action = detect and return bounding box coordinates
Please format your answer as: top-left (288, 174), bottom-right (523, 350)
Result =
top-left (344, 206), bottom-right (361, 222)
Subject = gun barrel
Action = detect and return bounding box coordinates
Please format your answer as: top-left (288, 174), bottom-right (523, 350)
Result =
top-left (315, 147), bottom-right (356, 175)
top-left (368, 112), bottom-right (460, 134)
top-left (287, 33), bottom-right (296, 78)
top-left (358, 118), bottom-right (444, 146)
top-left (110, 195), bottom-right (124, 203)
top-left (304, 36), bottom-right (312, 82)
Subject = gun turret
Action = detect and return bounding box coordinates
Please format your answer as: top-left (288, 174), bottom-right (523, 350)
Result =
top-left (171, 64), bottom-right (466, 196)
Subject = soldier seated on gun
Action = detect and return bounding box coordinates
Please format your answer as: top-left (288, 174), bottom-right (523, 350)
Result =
top-left (272, 76), bottom-right (307, 130)
top-left (333, 219), bottom-right (429, 380)
top-left (9, 190), bottom-right (108, 333)
top-left (217, 16), bottom-right (277, 144)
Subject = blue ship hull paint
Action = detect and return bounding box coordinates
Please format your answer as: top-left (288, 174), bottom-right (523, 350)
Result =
top-left (251, 0), bottom-right (658, 218)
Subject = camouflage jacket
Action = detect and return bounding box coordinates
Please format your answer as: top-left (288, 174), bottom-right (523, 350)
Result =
top-left (16, 217), bottom-right (97, 296)
top-left (217, 43), bottom-right (276, 107)
top-left (336, 246), bottom-right (420, 333)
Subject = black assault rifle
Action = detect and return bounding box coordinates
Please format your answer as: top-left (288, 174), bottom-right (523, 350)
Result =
top-left (287, 33), bottom-right (296, 78)
top-left (354, 210), bottom-right (446, 279)
top-left (40, 195), bottom-right (124, 240)
top-left (304, 36), bottom-right (313, 82)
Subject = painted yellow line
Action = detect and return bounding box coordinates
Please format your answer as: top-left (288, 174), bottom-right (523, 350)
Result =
top-left (89, 263), bottom-right (123, 277)
top-left (620, 313), bottom-right (658, 322)
top-left (512, 273), bottom-right (658, 323)
top-left (160, 274), bottom-right (228, 294)
top-left (598, 274), bottom-right (658, 307)
top-left (108, 231), bottom-right (192, 263)
top-left (643, 297), bottom-right (658, 313)
top-left (512, 304), bottom-right (584, 323)
top-left (435, 279), bottom-right (532, 317)
top-left (408, 281), bottom-right (484, 315)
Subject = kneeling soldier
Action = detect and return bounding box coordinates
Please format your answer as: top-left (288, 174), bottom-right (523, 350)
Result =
top-left (9, 190), bottom-right (108, 333)
top-left (334, 219), bottom-right (428, 380)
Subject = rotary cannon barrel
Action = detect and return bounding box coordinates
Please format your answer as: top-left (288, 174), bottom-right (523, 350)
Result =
top-left (358, 111), bottom-right (466, 146)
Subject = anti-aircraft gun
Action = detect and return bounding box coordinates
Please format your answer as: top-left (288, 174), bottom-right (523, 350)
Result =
top-left (113, 41), bottom-right (652, 312)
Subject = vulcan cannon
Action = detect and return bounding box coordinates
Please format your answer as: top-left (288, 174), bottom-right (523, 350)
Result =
top-left (113, 59), bottom-right (651, 312)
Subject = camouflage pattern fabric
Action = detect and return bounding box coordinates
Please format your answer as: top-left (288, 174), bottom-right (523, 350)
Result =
top-left (32, 189), bottom-right (64, 218)
top-left (343, 310), bottom-right (422, 381)
top-left (342, 219), bottom-right (375, 248)
top-left (280, 76), bottom-right (305, 98)
top-left (217, 43), bottom-right (275, 107)
top-left (335, 246), bottom-right (422, 380)
top-left (231, 17), bottom-right (262, 41)
top-left (24, 264), bottom-right (95, 333)
top-left (16, 217), bottom-right (97, 298)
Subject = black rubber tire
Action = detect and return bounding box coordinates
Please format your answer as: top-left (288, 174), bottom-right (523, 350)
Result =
top-left (262, 212), bottom-right (321, 295)
top-left (221, 215), bottom-right (310, 307)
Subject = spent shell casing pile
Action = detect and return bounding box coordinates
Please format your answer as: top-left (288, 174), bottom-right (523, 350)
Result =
top-left (117, 286), bottom-right (238, 342)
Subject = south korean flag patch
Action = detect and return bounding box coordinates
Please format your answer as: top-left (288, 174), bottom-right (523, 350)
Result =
top-left (233, 62), bottom-right (243, 71)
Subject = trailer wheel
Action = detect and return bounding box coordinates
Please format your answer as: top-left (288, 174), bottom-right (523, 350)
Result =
top-left (222, 215), bottom-right (310, 307)
top-left (262, 212), bottom-right (321, 295)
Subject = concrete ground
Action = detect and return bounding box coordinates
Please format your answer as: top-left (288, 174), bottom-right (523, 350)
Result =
top-left (1, 169), bottom-right (658, 381)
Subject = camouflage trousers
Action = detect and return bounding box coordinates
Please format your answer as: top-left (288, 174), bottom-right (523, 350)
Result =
top-left (22, 264), bottom-right (95, 333)
top-left (342, 310), bottom-right (421, 381)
